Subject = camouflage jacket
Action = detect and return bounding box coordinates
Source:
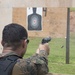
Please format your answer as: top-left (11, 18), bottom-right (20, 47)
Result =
top-left (0, 50), bottom-right (49, 75)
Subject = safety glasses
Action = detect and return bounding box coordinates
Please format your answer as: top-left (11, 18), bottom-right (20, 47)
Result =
top-left (26, 39), bottom-right (29, 44)
top-left (22, 37), bottom-right (29, 44)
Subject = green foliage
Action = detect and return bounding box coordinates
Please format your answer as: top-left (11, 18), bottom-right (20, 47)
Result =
top-left (24, 36), bottom-right (75, 74)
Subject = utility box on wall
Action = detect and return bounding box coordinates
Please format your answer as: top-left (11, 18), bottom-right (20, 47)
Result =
top-left (13, 7), bottom-right (67, 38)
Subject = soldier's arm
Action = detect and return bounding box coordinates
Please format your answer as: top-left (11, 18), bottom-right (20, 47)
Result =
top-left (27, 43), bottom-right (50, 75)
top-left (12, 43), bottom-right (50, 75)
top-left (33, 52), bottom-right (49, 75)
top-left (35, 43), bottom-right (50, 75)
top-left (23, 43), bottom-right (50, 75)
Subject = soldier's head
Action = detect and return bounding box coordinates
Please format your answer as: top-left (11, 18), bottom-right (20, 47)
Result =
top-left (1, 23), bottom-right (29, 57)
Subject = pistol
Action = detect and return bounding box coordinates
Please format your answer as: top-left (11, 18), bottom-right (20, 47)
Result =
top-left (41, 37), bottom-right (51, 44)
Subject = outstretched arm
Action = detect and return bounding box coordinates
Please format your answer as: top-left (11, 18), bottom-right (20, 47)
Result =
top-left (35, 43), bottom-right (50, 75)
top-left (12, 43), bottom-right (50, 75)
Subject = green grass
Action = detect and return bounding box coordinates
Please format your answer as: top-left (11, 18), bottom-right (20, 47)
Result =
top-left (24, 35), bottom-right (75, 75)
top-left (70, 8), bottom-right (75, 11)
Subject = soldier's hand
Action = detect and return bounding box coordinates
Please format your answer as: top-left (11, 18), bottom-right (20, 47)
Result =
top-left (36, 43), bottom-right (50, 56)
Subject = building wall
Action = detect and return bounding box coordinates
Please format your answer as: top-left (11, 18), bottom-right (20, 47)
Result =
top-left (0, 0), bottom-right (73, 53)
top-left (0, 8), bottom-right (12, 53)
top-left (13, 7), bottom-right (67, 38)
top-left (0, 0), bottom-right (75, 7)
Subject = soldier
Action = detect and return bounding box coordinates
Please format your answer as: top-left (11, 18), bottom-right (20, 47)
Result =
top-left (0, 23), bottom-right (50, 75)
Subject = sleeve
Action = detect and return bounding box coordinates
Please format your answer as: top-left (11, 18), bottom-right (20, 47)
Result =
top-left (12, 50), bottom-right (49, 75)
top-left (12, 59), bottom-right (37, 75)
top-left (27, 50), bottom-right (49, 75)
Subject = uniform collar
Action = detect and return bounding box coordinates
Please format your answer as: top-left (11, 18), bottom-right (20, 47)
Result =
top-left (0, 51), bottom-right (19, 58)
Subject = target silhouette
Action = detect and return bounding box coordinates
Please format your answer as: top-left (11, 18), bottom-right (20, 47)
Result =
top-left (28, 8), bottom-right (42, 30)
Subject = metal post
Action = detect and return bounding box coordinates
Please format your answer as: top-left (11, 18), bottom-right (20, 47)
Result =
top-left (66, 8), bottom-right (70, 64)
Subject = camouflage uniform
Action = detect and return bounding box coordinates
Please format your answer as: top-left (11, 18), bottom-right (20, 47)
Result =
top-left (0, 50), bottom-right (49, 75)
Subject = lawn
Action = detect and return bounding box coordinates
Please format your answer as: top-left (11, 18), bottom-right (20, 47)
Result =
top-left (70, 8), bottom-right (75, 11)
top-left (24, 34), bottom-right (75, 75)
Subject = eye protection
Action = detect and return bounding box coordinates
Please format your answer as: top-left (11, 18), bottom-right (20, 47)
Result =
top-left (22, 37), bottom-right (29, 44)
